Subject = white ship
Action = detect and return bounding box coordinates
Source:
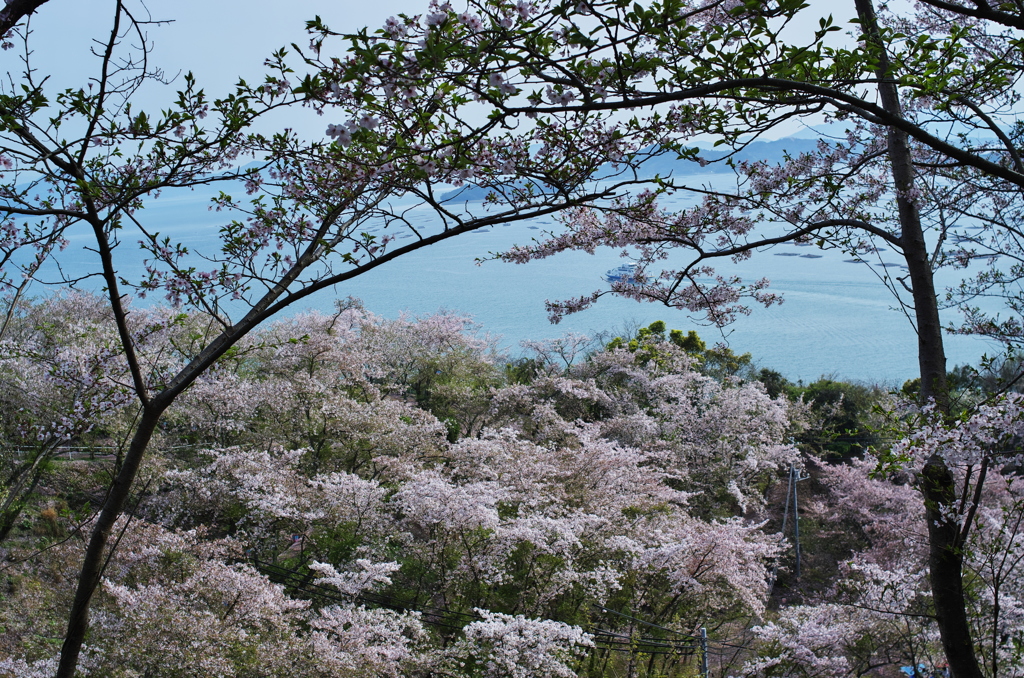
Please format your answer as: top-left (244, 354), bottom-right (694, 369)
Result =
top-left (604, 262), bottom-right (639, 284)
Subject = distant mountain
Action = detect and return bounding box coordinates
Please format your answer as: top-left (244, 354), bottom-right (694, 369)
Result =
top-left (786, 124), bottom-right (848, 140)
top-left (437, 135), bottom-right (831, 203)
top-left (440, 179), bottom-right (554, 203)
top-left (635, 137), bottom-right (825, 178)
top-left (440, 183), bottom-right (505, 203)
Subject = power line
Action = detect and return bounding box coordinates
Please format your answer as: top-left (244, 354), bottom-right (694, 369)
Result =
top-left (255, 559), bottom-right (712, 663)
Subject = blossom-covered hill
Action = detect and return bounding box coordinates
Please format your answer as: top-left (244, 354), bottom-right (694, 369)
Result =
top-left (1, 295), bottom-right (1022, 676)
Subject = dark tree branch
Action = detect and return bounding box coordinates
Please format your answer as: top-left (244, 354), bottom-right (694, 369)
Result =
top-left (917, 0), bottom-right (1024, 30)
top-left (0, 0), bottom-right (51, 35)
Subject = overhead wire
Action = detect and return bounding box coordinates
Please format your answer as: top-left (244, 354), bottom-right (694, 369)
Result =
top-left (256, 558), bottom-right (712, 656)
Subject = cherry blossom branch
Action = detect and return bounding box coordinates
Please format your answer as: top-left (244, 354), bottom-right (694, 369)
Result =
top-left (0, 0), bottom-right (50, 35)
top-left (958, 457), bottom-right (988, 547)
top-left (503, 79), bottom-right (1024, 190)
top-left (916, 0), bottom-right (1024, 30)
top-left (77, 0), bottom-right (124, 168)
top-left (955, 96), bottom-right (1024, 173)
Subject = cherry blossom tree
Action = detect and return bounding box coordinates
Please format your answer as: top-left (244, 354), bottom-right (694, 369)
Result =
top-left (0, 0), bottom-right (681, 671)
top-left (0, 512), bottom-right (438, 677)
top-left (458, 609), bottom-right (594, 678)
top-left (0, 292), bottom-right (153, 541)
top-left (6, 0), bottom-right (1023, 672)
top-left (749, 457), bottom-right (943, 677)
top-left (741, 413), bottom-right (1024, 677)
top-left (161, 411), bottom-right (785, 638)
top-left (312, 1), bottom-right (1024, 674)
top-left (27, 295), bottom-right (1011, 676)
top-left (141, 327), bottom-right (796, 674)
top-left (495, 336), bottom-right (798, 516)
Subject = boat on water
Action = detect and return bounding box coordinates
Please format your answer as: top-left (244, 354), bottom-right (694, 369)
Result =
top-left (604, 262), bottom-right (640, 284)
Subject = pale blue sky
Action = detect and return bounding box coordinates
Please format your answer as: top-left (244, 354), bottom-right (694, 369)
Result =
top-left (7, 0), bottom-right (992, 381)
top-left (11, 1), bottom-right (429, 139)
top-left (25, 1), bottom-right (426, 90)
top-left (12, 0), bottom-right (846, 140)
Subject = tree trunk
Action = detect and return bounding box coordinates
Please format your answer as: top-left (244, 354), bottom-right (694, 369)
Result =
top-left (922, 455), bottom-right (981, 678)
top-left (55, 404), bottom-right (165, 678)
top-left (0, 444), bottom-right (54, 542)
top-left (854, 0), bottom-right (982, 676)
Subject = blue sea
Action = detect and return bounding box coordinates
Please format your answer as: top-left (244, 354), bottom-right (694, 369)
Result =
top-left (17, 173), bottom-right (1003, 385)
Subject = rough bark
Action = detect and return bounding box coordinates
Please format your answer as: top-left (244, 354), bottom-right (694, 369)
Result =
top-left (922, 454), bottom-right (981, 678)
top-left (55, 404), bottom-right (165, 678)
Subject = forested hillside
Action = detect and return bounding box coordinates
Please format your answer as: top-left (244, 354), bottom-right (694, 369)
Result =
top-left (2, 296), bottom-right (1022, 677)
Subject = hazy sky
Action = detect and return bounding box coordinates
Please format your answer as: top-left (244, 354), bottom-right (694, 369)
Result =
top-left (0, 1), bottom-right (423, 140)
top-left (24, 1), bottom-right (426, 89)
top-left (12, 0), bottom-right (848, 140)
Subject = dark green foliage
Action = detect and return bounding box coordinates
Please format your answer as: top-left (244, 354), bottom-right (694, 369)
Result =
top-left (606, 321), bottom-right (753, 381)
top-left (792, 379), bottom-right (882, 457)
top-left (699, 344), bottom-right (753, 381)
top-left (504, 356), bottom-right (544, 384)
top-left (669, 328), bottom-right (705, 353)
top-left (407, 350), bottom-right (504, 440)
top-left (755, 368), bottom-right (792, 399)
top-left (948, 353), bottom-right (1024, 396)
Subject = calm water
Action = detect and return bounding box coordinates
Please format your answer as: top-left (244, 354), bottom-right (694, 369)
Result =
top-left (19, 176), bottom-right (1002, 385)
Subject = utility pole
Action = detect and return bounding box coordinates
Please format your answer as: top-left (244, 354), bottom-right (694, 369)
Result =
top-left (791, 463), bottom-right (810, 578)
top-left (779, 462), bottom-right (810, 580)
top-left (699, 627), bottom-right (709, 678)
top-left (793, 464), bottom-right (802, 579)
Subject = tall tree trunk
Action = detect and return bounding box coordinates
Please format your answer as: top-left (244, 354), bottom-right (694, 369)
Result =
top-left (55, 404), bottom-right (166, 678)
top-left (854, 0), bottom-right (982, 676)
